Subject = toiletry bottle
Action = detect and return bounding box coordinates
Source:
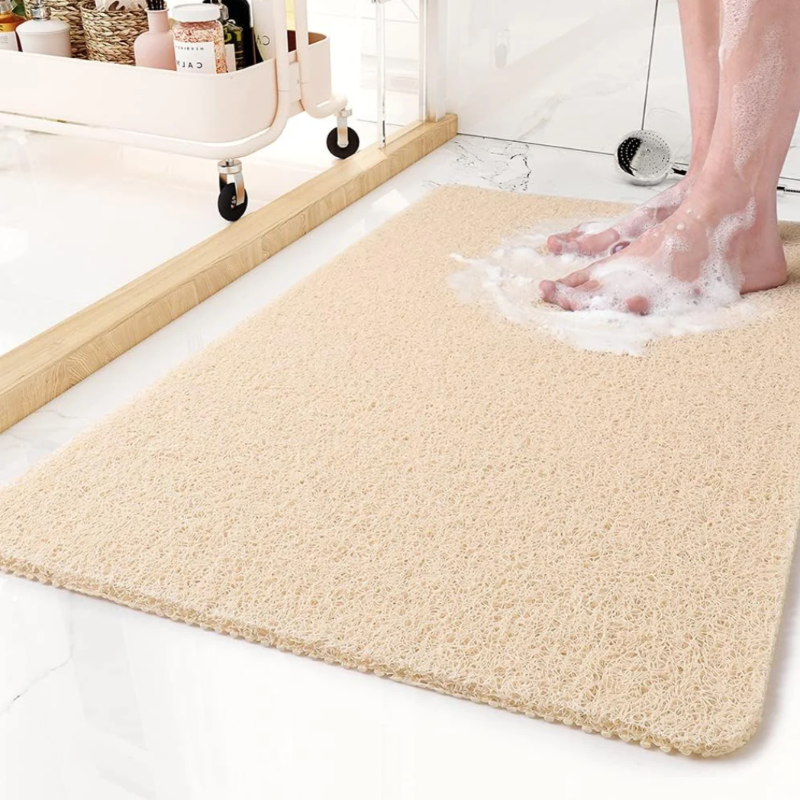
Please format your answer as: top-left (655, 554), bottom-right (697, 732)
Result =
top-left (16, 0), bottom-right (71, 57)
top-left (219, 4), bottom-right (244, 73)
top-left (172, 3), bottom-right (227, 75)
top-left (204, 0), bottom-right (253, 67)
top-left (252, 0), bottom-right (277, 62)
top-left (0, 0), bottom-right (25, 52)
top-left (134, 0), bottom-right (176, 70)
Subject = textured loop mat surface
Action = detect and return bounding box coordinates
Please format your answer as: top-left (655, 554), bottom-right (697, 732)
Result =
top-left (2, 187), bottom-right (800, 756)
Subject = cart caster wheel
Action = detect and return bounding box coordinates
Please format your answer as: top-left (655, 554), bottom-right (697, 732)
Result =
top-left (218, 183), bottom-right (248, 222)
top-left (327, 127), bottom-right (360, 159)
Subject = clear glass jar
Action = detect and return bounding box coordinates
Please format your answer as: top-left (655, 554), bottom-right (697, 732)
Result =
top-left (172, 4), bottom-right (227, 75)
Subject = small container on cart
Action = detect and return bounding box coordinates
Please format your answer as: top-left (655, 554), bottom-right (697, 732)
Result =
top-left (0, 0), bottom-right (360, 220)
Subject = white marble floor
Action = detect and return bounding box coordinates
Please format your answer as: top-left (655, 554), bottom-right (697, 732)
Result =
top-left (2, 135), bottom-right (800, 799)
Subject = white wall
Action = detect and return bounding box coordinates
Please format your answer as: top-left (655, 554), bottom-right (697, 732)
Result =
top-left (446, 0), bottom-right (800, 180)
top-left (445, 0), bottom-right (657, 154)
top-left (644, 0), bottom-right (800, 179)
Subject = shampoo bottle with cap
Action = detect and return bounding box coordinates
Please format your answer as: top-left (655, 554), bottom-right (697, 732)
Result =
top-left (219, 4), bottom-right (245, 73)
top-left (16, 0), bottom-right (71, 57)
top-left (204, 0), bottom-right (253, 67)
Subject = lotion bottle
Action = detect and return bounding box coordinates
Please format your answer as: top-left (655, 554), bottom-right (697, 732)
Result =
top-left (134, 0), bottom-right (177, 71)
top-left (16, 0), bottom-right (71, 57)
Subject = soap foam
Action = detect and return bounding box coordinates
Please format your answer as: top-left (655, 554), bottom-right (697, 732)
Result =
top-left (731, 26), bottom-right (785, 176)
top-left (721, 0), bottom-right (758, 60)
top-left (553, 181), bottom-right (690, 258)
top-left (449, 214), bottom-right (761, 357)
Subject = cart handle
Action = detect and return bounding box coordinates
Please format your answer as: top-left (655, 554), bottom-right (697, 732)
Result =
top-left (294, 0), bottom-right (347, 119)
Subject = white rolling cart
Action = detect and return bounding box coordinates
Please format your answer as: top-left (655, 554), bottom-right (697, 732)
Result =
top-left (0, 0), bottom-right (360, 220)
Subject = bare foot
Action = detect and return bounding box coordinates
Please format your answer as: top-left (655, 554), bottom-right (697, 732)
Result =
top-left (546, 179), bottom-right (692, 257)
top-left (540, 187), bottom-right (787, 314)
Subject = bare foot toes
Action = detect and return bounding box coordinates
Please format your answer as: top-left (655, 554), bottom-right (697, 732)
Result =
top-left (625, 296), bottom-right (650, 315)
top-left (539, 279), bottom-right (558, 303)
top-left (546, 178), bottom-right (692, 258)
top-left (541, 187), bottom-right (787, 315)
top-left (547, 227), bottom-right (621, 256)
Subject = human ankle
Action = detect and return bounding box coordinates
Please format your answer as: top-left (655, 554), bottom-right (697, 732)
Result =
top-left (684, 133), bottom-right (715, 180)
top-left (687, 171), bottom-right (757, 217)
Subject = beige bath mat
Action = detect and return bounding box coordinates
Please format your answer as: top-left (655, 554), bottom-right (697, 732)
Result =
top-left (2, 187), bottom-right (800, 757)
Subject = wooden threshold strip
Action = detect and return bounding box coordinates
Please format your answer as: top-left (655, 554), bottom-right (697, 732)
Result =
top-left (0, 114), bottom-right (458, 432)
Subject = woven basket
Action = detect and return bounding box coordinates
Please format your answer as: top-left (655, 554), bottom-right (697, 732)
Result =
top-left (24, 0), bottom-right (88, 59)
top-left (80, 3), bottom-right (147, 65)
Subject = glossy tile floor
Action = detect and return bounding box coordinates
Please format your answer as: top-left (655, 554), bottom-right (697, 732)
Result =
top-left (2, 135), bottom-right (800, 799)
top-left (0, 115), bottom-right (383, 356)
top-left (0, 0), bottom-right (420, 356)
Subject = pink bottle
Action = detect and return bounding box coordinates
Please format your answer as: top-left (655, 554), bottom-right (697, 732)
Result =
top-left (134, 1), bottom-right (177, 71)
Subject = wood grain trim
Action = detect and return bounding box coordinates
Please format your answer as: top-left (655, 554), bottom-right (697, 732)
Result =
top-left (0, 114), bottom-right (458, 432)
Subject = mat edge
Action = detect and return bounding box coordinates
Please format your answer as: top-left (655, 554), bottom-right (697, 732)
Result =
top-left (0, 553), bottom-right (758, 759)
